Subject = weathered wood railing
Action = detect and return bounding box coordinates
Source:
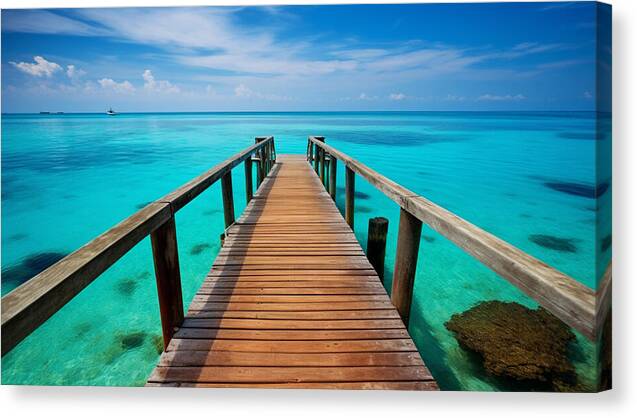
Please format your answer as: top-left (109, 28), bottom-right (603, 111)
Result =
top-left (1, 136), bottom-right (276, 356)
top-left (307, 136), bottom-right (610, 341)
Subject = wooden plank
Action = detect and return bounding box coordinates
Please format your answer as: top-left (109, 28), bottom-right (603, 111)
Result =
top-left (146, 381), bottom-right (438, 390)
top-left (157, 351), bottom-right (424, 367)
top-left (166, 338), bottom-right (418, 353)
top-left (148, 366), bottom-right (432, 383)
top-left (180, 318), bottom-right (406, 330)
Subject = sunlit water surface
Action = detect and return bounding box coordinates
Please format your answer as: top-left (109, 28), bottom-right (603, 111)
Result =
top-left (1, 112), bottom-right (610, 389)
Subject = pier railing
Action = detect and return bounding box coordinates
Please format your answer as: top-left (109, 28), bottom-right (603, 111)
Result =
top-left (307, 136), bottom-right (610, 341)
top-left (1, 136), bottom-right (276, 356)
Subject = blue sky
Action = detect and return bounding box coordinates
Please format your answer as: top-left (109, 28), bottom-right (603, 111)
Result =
top-left (1, 2), bottom-right (608, 112)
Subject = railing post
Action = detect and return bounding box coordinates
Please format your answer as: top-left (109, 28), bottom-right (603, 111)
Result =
top-left (307, 139), bottom-right (313, 162)
top-left (244, 157), bottom-right (253, 204)
top-left (151, 216), bottom-right (184, 350)
top-left (314, 143), bottom-right (320, 173)
top-left (345, 166), bottom-right (355, 228)
top-left (391, 208), bottom-right (423, 326)
top-left (221, 172), bottom-right (235, 228)
top-left (329, 155), bottom-right (337, 200)
top-left (367, 217), bottom-right (389, 283)
top-left (320, 149), bottom-right (326, 184)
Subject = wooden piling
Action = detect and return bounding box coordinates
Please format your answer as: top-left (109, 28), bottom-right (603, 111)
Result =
top-left (345, 166), bottom-right (355, 228)
top-left (329, 155), bottom-right (337, 200)
top-left (391, 208), bottom-right (423, 325)
top-left (320, 149), bottom-right (326, 184)
top-left (221, 172), bottom-right (235, 228)
top-left (150, 216), bottom-right (184, 350)
top-left (367, 217), bottom-right (389, 283)
top-left (244, 158), bottom-right (253, 204)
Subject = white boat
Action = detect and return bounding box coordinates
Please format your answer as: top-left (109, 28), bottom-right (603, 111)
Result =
top-left (106, 108), bottom-right (117, 116)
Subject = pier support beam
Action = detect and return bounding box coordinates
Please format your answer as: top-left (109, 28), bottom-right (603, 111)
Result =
top-left (151, 216), bottom-right (184, 350)
top-left (329, 156), bottom-right (337, 200)
top-left (244, 157), bottom-right (253, 204)
top-left (367, 217), bottom-right (389, 284)
top-left (391, 208), bottom-right (422, 326)
top-left (320, 150), bottom-right (326, 184)
top-left (345, 167), bottom-right (355, 228)
top-left (221, 172), bottom-right (235, 228)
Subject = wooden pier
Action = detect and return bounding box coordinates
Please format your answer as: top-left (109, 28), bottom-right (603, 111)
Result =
top-left (1, 136), bottom-right (611, 391)
top-left (147, 155), bottom-right (435, 388)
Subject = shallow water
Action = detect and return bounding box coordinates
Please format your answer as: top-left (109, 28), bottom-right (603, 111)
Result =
top-left (1, 112), bottom-right (611, 389)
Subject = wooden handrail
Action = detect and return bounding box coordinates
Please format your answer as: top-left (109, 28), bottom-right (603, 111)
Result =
top-left (1, 137), bottom-right (275, 356)
top-left (308, 136), bottom-right (601, 340)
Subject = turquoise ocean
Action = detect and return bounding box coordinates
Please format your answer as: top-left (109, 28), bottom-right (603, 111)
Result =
top-left (1, 112), bottom-right (611, 390)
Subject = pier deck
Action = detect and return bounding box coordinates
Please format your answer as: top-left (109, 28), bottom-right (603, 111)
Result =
top-left (146, 155), bottom-right (437, 389)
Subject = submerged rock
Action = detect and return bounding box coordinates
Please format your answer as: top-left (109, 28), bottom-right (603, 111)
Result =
top-left (119, 332), bottom-right (147, 350)
top-left (336, 186), bottom-right (371, 200)
top-left (115, 278), bottom-right (137, 296)
top-left (529, 234), bottom-right (578, 253)
top-left (544, 181), bottom-right (609, 199)
top-left (152, 335), bottom-right (164, 355)
top-left (190, 243), bottom-right (212, 255)
top-left (1, 251), bottom-right (67, 288)
top-left (445, 301), bottom-right (577, 391)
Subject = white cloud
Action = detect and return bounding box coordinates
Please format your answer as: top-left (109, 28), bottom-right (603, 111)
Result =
top-left (10, 56), bottom-right (62, 77)
top-left (389, 93), bottom-right (406, 101)
top-left (444, 94), bottom-right (466, 102)
top-left (358, 93), bottom-right (378, 101)
top-left (142, 69), bottom-right (180, 93)
top-left (234, 83), bottom-right (291, 101)
top-left (66, 65), bottom-right (86, 79)
top-left (234, 83), bottom-right (253, 98)
top-left (477, 94), bottom-right (526, 101)
top-left (98, 78), bottom-right (135, 93)
top-left (583, 91), bottom-right (593, 99)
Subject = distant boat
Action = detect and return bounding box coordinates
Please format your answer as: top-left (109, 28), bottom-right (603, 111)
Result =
top-left (106, 108), bottom-right (117, 116)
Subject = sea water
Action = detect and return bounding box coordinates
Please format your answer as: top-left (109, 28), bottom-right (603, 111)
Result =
top-left (1, 112), bottom-right (611, 390)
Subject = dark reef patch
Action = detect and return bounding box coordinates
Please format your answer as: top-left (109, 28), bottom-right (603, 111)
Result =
top-left (422, 235), bottom-right (436, 243)
top-left (8, 233), bottom-right (28, 241)
top-left (601, 234), bottom-right (612, 252)
top-left (135, 201), bottom-right (153, 209)
top-left (519, 213), bottom-right (533, 219)
top-left (445, 301), bottom-right (580, 391)
top-left (1, 251), bottom-right (67, 288)
top-left (152, 335), bottom-right (164, 354)
top-left (115, 278), bottom-right (138, 296)
top-left (558, 132), bottom-right (599, 141)
top-left (73, 322), bottom-right (93, 339)
top-left (190, 243), bottom-right (212, 255)
top-left (529, 234), bottom-right (578, 253)
top-left (119, 332), bottom-right (147, 350)
top-left (326, 130), bottom-right (469, 147)
top-left (203, 209), bottom-right (222, 216)
top-left (336, 186), bottom-right (371, 200)
top-left (356, 205), bottom-right (373, 214)
top-left (544, 181), bottom-right (609, 199)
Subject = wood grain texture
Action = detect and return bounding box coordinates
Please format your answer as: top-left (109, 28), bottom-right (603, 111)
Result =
top-left (309, 137), bottom-right (597, 340)
top-left (148, 154), bottom-right (436, 390)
